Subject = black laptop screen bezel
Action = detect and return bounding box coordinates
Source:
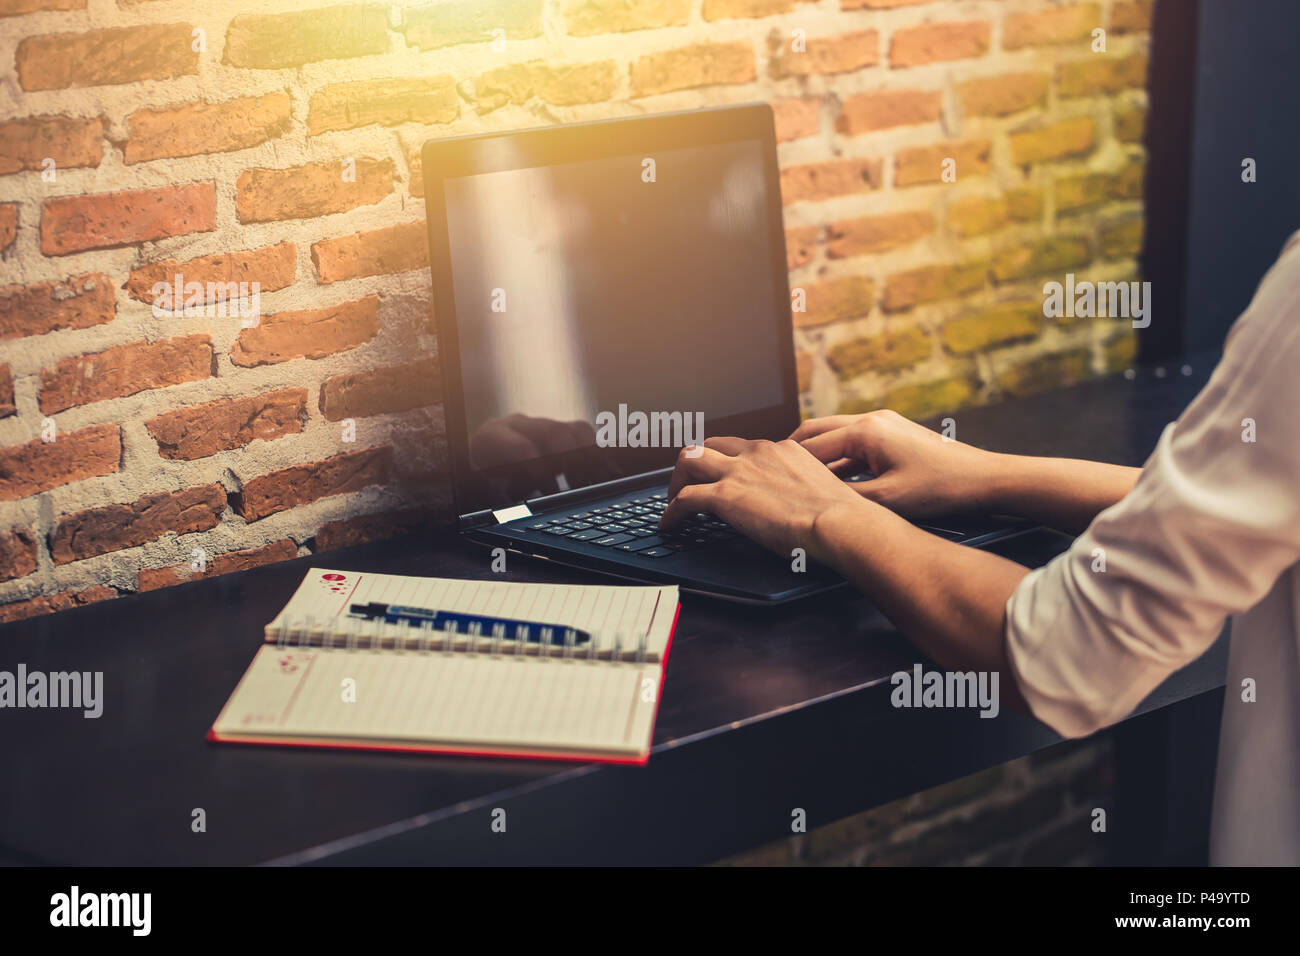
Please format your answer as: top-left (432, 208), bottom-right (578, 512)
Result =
top-left (421, 104), bottom-right (800, 517)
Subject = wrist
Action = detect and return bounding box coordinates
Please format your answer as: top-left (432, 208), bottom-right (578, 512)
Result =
top-left (809, 496), bottom-right (896, 567)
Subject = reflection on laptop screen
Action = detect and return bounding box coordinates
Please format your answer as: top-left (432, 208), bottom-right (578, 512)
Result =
top-left (442, 137), bottom-right (788, 505)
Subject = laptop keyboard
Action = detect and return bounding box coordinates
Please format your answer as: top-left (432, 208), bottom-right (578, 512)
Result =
top-left (523, 493), bottom-right (736, 559)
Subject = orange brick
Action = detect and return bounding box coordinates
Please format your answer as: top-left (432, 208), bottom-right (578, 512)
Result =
top-left (0, 424), bottom-right (120, 502)
top-left (319, 358), bottom-right (441, 421)
top-left (236, 159), bottom-right (394, 223)
top-left (1111, 0), bottom-right (1154, 33)
top-left (0, 115), bottom-right (104, 174)
top-left (230, 296), bottom-right (380, 367)
top-left (1, 0), bottom-right (85, 14)
top-left (145, 389), bottom-right (308, 460)
top-left (564, 0), bottom-right (690, 36)
top-left (630, 42), bottom-right (756, 97)
top-left (125, 242), bottom-right (297, 305)
top-left (946, 196), bottom-right (1006, 237)
top-left (772, 97), bottom-right (820, 142)
top-left (234, 446), bottom-right (393, 522)
top-left (785, 226), bottom-right (819, 269)
top-left (0, 204), bottom-right (15, 253)
top-left (476, 61), bottom-right (617, 112)
top-left (124, 94), bottom-right (292, 164)
top-left (137, 539), bottom-right (299, 592)
top-left (703, 0), bottom-right (807, 18)
top-left (0, 364), bottom-right (12, 418)
top-left (40, 183), bottom-right (216, 256)
top-left (890, 21), bottom-right (990, 69)
top-left (309, 78), bottom-right (458, 133)
top-left (17, 24), bottom-right (198, 91)
top-left (38, 335), bottom-right (213, 415)
top-left (770, 29), bottom-right (879, 78)
top-left (312, 221), bottom-right (428, 283)
top-left (225, 6), bottom-right (389, 69)
top-left (403, 0), bottom-right (544, 48)
top-left (837, 89), bottom-right (941, 135)
top-left (882, 260), bottom-right (987, 312)
top-left (1004, 4), bottom-right (1101, 50)
top-left (794, 275), bottom-right (874, 328)
top-left (828, 326), bottom-right (931, 377)
top-left (781, 158), bottom-right (882, 204)
top-left (957, 73), bottom-right (1049, 117)
top-left (0, 586), bottom-right (115, 625)
top-left (50, 484), bottom-right (226, 565)
top-left (895, 140), bottom-right (990, 187)
top-left (0, 274), bottom-right (114, 340)
top-left (826, 210), bottom-right (933, 258)
top-left (0, 527), bottom-right (36, 583)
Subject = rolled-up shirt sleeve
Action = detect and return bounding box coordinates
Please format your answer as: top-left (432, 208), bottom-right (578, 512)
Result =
top-left (1004, 243), bottom-right (1300, 738)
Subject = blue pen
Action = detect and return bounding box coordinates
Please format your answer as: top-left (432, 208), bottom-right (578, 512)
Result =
top-left (348, 601), bottom-right (591, 646)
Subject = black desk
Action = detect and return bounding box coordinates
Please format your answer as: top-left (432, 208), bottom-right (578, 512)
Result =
top-left (0, 359), bottom-right (1228, 865)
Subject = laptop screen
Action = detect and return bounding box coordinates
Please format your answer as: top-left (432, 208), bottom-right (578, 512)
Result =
top-left (426, 107), bottom-right (797, 514)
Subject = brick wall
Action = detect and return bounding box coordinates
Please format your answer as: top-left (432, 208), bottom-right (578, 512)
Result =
top-left (0, 0), bottom-right (1151, 620)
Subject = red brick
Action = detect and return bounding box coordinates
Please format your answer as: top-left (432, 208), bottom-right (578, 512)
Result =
top-left (137, 538), bottom-right (298, 591)
top-left (38, 335), bottom-right (213, 415)
top-left (827, 210), bottom-right (934, 258)
top-left (0, 528), bottom-right (37, 583)
top-left (772, 98), bottom-right (820, 142)
top-left (403, 0), bottom-right (544, 49)
top-left (0, 115), bottom-right (104, 175)
top-left (125, 242), bottom-right (296, 305)
top-left (781, 158), bottom-right (882, 204)
top-left (476, 61), bottom-right (617, 112)
top-left (890, 21), bottom-right (990, 69)
top-left (124, 94), bottom-right (292, 164)
top-left (312, 221), bottom-right (428, 283)
top-left (318, 358), bottom-right (440, 421)
top-left (224, 6), bottom-right (389, 69)
top-left (0, 364), bottom-right (13, 418)
top-left (0, 586), bottom-right (114, 625)
top-left (837, 89), bottom-right (942, 135)
top-left (1004, 4), bottom-right (1101, 50)
top-left (50, 483), bottom-right (226, 565)
top-left (895, 140), bottom-right (991, 187)
top-left (785, 226), bottom-right (819, 269)
top-left (0, 274), bottom-right (114, 341)
top-left (957, 73), bottom-right (1049, 117)
top-left (563, 0), bottom-right (690, 36)
top-left (146, 388), bottom-right (307, 461)
top-left (40, 183), bottom-right (216, 256)
top-left (630, 42), bottom-right (756, 97)
top-left (236, 160), bottom-right (394, 224)
top-left (230, 296), bottom-right (379, 368)
top-left (0, 204), bottom-right (15, 253)
top-left (17, 24), bottom-right (199, 91)
top-left (769, 29), bottom-right (879, 77)
top-left (315, 507), bottom-right (439, 552)
top-left (234, 446), bottom-right (393, 522)
top-left (0, 424), bottom-right (120, 502)
top-left (309, 78), bottom-right (458, 133)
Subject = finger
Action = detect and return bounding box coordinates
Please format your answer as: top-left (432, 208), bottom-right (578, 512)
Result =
top-left (701, 435), bottom-right (748, 455)
top-left (789, 415), bottom-right (857, 442)
top-left (659, 483), bottom-right (720, 530)
top-left (797, 424), bottom-right (858, 465)
top-left (666, 446), bottom-right (734, 500)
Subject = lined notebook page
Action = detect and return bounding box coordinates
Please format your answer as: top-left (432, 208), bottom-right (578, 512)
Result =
top-left (212, 645), bottom-right (663, 758)
top-left (268, 569), bottom-right (677, 661)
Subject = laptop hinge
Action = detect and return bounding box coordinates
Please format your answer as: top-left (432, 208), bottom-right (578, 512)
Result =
top-left (458, 509), bottom-right (495, 530)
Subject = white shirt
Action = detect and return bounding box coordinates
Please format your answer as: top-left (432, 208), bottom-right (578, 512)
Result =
top-left (1004, 230), bottom-right (1300, 865)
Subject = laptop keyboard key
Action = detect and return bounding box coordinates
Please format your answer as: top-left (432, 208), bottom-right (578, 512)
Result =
top-left (594, 533), bottom-right (634, 547)
top-left (568, 528), bottom-right (606, 541)
top-left (640, 547), bottom-right (674, 558)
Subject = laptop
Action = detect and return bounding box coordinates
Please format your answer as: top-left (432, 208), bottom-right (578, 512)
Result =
top-left (421, 104), bottom-right (1029, 604)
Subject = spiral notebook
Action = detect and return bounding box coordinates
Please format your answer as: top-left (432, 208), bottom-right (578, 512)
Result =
top-left (209, 568), bottom-right (681, 764)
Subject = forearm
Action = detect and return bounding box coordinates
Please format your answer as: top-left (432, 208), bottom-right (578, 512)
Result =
top-left (977, 453), bottom-right (1141, 535)
top-left (811, 498), bottom-right (1033, 712)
